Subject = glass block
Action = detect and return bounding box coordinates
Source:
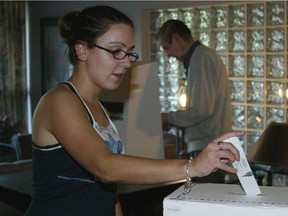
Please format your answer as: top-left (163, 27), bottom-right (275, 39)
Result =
top-left (247, 29), bottom-right (264, 52)
top-left (159, 100), bottom-right (166, 113)
top-left (230, 80), bottom-right (245, 102)
top-left (178, 64), bottom-right (186, 78)
top-left (266, 81), bottom-right (285, 105)
top-left (198, 31), bottom-right (209, 47)
top-left (247, 55), bottom-right (264, 78)
top-left (179, 8), bottom-right (193, 29)
top-left (228, 4), bottom-right (245, 27)
top-left (211, 31), bottom-right (227, 52)
top-left (238, 136), bottom-right (245, 151)
top-left (193, 7), bottom-right (210, 29)
top-left (158, 77), bottom-right (165, 97)
top-left (220, 55), bottom-right (227, 67)
top-left (287, 5), bottom-right (288, 25)
top-left (156, 54), bottom-right (169, 75)
top-left (232, 105), bottom-right (245, 128)
top-left (160, 99), bottom-right (179, 112)
top-left (150, 10), bottom-right (165, 31)
top-left (266, 1), bottom-right (285, 26)
top-left (157, 43), bottom-right (165, 53)
top-left (266, 107), bottom-right (284, 124)
top-left (247, 106), bottom-right (264, 129)
top-left (229, 55), bottom-right (245, 77)
top-left (165, 77), bottom-right (179, 98)
top-left (166, 57), bottom-right (181, 76)
top-left (247, 81), bottom-right (264, 104)
top-left (287, 83), bottom-right (288, 104)
top-left (165, 99), bottom-right (179, 112)
top-left (266, 28), bottom-right (284, 52)
top-left (287, 29), bottom-right (288, 52)
top-left (266, 55), bottom-right (285, 78)
top-left (163, 9), bottom-right (180, 22)
top-left (246, 131), bottom-right (261, 155)
top-left (157, 56), bottom-right (165, 75)
top-left (229, 30), bottom-right (245, 52)
top-left (247, 3), bottom-right (264, 26)
top-left (211, 6), bottom-right (227, 28)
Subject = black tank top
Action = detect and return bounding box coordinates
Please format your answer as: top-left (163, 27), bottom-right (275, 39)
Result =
top-left (26, 82), bottom-right (118, 215)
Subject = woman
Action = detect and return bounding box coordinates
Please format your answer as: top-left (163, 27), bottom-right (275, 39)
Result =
top-left (26, 5), bottom-right (243, 215)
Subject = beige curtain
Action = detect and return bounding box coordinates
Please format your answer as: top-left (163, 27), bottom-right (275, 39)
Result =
top-left (0, 2), bottom-right (27, 142)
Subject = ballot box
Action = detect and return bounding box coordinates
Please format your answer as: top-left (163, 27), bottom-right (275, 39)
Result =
top-left (163, 183), bottom-right (288, 216)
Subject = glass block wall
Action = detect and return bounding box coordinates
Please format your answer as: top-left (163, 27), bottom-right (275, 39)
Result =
top-left (149, 1), bottom-right (288, 154)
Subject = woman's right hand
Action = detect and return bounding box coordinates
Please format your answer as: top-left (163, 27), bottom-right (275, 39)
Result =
top-left (188, 131), bottom-right (245, 177)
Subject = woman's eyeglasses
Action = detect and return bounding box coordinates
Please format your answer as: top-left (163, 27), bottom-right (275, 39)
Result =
top-left (92, 44), bottom-right (139, 62)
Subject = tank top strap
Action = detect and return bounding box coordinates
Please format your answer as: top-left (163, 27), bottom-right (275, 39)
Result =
top-left (62, 81), bottom-right (119, 138)
top-left (62, 81), bottom-right (99, 130)
top-left (97, 102), bottom-right (119, 135)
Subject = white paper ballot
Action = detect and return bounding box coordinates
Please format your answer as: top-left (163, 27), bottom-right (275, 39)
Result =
top-left (224, 137), bottom-right (261, 195)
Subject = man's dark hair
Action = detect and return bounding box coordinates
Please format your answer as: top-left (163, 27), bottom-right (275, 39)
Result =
top-left (156, 19), bottom-right (191, 43)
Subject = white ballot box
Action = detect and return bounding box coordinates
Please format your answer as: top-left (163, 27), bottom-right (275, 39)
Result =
top-left (163, 183), bottom-right (288, 216)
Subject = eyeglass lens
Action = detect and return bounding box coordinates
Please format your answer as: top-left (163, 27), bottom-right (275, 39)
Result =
top-left (113, 50), bottom-right (138, 62)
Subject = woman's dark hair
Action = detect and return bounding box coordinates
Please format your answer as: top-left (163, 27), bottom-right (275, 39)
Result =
top-left (156, 19), bottom-right (191, 43)
top-left (58, 5), bottom-right (134, 65)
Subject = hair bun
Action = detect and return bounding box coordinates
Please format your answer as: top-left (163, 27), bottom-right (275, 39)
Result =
top-left (58, 11), bottom-right (80, 46)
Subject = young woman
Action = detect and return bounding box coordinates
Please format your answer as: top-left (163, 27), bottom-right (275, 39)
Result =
top-left (26, 5), bottom-right (243, 215)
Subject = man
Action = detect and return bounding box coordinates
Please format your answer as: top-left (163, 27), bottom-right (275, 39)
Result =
top-left (157, 20), bottom-right (232, 158)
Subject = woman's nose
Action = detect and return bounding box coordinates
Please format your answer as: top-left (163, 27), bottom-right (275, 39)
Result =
top-left (123, 56), bottom-right (132, 68)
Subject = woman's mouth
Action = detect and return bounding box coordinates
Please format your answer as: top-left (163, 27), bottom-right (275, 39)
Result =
top-left (112, 73), bottom-right (125, 81)
top-left (113, 73), bottom-right (124, 78)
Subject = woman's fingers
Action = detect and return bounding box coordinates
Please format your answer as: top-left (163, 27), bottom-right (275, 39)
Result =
top-left (213, 131), bottom-right (245, 161)
top-left (213, 131), bottom-right (245, 144)
top-left (217, 161), bottom-right (238, 173)
top-left (190, 131), bottom-right (245, 177)
top-left (218, 143), bottom-right (240, 161)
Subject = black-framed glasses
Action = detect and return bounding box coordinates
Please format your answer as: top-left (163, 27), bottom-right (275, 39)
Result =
top-left (92, 44), bottom-right (139, 62)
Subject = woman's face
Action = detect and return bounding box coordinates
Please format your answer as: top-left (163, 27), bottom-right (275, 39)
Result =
top-left (86, 23), bottom-right (136, 91)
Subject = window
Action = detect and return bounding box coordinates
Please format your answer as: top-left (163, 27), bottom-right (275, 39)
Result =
top-left (0, 2), bottom-right (28, 143)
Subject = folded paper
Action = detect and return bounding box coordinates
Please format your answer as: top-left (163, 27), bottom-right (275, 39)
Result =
top-left (224, 136), bottom-right (261, 195)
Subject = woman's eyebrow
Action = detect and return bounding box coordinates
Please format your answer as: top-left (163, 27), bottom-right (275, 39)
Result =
top-left (108, 42), bottom-right (135, 50)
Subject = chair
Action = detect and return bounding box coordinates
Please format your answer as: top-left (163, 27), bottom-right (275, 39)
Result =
top-left (10, 134), bottom-right (32, 161)
top-left (0, 134), bottom-right (32, 162)
top-left (248, 122), bottom-right (288, 186)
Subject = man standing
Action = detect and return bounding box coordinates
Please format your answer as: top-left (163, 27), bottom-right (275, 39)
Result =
top-left (157, 20), bottom-right (232, 159)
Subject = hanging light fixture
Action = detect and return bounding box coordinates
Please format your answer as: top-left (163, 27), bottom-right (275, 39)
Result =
top-left (178, 79), bottom-right (187, 110)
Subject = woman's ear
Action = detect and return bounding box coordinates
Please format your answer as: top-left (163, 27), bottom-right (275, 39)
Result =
top-left (75, 43), bottom-right (88, 62)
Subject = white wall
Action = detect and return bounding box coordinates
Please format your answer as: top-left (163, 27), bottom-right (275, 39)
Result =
top-left (124, 61), bottom-right (164, 158)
